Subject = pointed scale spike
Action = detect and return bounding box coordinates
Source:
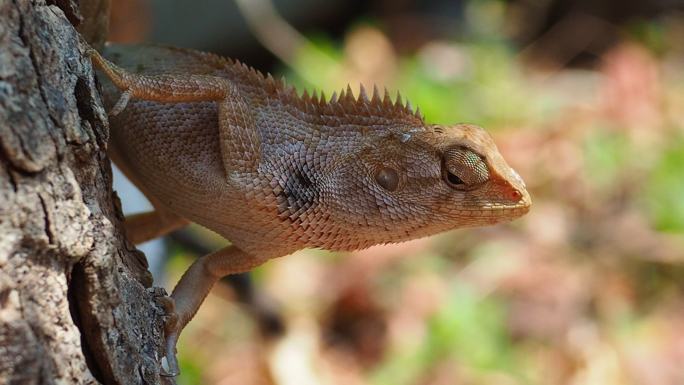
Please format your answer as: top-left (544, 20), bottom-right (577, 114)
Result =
top-left (333, 99), bottom-right (345, 115)
top-left (405, 100), bottom-right (413, 113)
top-left (394, 91), bottom-right (403, 108)
top-left (286, 84), bottom-right (297, 99)
top-left (306, 99), bottom-right (316, 112)
top-left (311, 90), bottom-right (318, 103)
top-left (345, 84), bottom-right (355, 103)
top-left (329, 91), bottom-right (338, 104)
top-left (371, 85), bottom-right (381, 104)
top-left (264, 73), bottom-right (276, 92)
top-left (383, 88), bottom-right (393, 107)
top-left (335, 91), bottom-right (347, 111)
top-left (302, 89), bottom-right (310, 102)
top-left (358, 84), bottom-right (369, 103)
top-left (319, 91), bottom-right (327, 105)
top-left (415, 106), bottom-right (423, 119)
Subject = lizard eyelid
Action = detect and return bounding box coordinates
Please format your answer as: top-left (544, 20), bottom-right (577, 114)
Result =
top-left (442, 146), bottom-right (490, 189)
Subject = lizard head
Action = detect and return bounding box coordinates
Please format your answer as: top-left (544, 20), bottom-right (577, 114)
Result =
top-left (417, 123), bottom-right (531, 225)
top-left (323, 122), bottom-right (531, 247)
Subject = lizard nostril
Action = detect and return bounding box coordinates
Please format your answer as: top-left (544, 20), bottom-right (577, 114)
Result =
top-left (510, 189), bottom-right (522, 201)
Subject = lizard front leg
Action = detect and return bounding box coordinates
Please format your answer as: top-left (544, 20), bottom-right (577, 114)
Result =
top-left (89, 48), bottom-right (260, 172)
top-left (161, 246), bottom-right (264, 377)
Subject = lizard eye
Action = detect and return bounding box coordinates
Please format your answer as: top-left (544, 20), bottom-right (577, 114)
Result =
top-left (374, 166), bottom-right (400, 191)
top-left (446, 171), bottom-right (464, 186)
top-left (442, 147), bottom-right (489, 189)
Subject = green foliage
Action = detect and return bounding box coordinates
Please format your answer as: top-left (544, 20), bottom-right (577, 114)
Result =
top-left (582, 129), bottom-right (633, 190)
top-left (369, 250), bottom-right (524, 385)
top-left (176, 354), bottom-right (204, 385)
top-left (395, 43), bottom-right (532, 128)
top-left (643, 135), bottom-right (684, 232)
top-left (370, 281), bottom-right (521, 385)
top-left (627, 20), bottom-right (668, 56)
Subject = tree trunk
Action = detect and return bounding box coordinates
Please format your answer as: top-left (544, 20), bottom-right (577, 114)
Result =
top-left (0, 1), bottom-right (167, 384)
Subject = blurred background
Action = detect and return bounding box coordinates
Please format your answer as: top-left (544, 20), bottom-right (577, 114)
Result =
top-left (108, 0), bottom-right (684, 384)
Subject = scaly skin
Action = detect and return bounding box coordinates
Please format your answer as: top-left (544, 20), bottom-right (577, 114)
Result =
top-left (89, 44), bottom-right (531, 376)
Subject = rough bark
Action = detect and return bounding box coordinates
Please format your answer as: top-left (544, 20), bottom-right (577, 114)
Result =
top-left (0, 1), bottom-right (167, 384)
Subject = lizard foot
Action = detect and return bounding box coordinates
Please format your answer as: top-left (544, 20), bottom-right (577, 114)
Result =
top-left (153, 292), bottom-right (181, 377)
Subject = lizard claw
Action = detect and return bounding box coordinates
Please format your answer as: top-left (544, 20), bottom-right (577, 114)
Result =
top-left (152, 292), bottom-right (182, 377)
top-left (161, 332), bottom-right (181, 377)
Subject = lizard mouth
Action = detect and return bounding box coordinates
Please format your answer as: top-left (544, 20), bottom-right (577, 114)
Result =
top-left (486, 194), bottom-right (531, 221)
top-left (446, 190), bottom-right (531, 220)
top-left (485, 190), bottom-right (532, 217)
top-left (482, 202), bottom-right (531, 217)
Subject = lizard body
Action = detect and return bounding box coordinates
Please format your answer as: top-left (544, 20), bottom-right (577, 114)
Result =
top-left (91, 44), bottom-right (531, 376)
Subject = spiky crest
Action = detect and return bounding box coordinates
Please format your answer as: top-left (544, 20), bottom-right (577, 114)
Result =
top-left (184, 45), bottom-right (424, 124)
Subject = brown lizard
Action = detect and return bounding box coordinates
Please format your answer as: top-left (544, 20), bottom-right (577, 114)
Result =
top-left (88, 44), bottom-right (531, 376)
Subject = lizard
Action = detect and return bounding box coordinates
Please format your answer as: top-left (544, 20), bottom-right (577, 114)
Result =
top-left (88, 44), bottom-right (531, 377)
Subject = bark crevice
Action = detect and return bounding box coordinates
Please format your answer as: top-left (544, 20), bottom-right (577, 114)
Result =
top-left (37, 193), bottom-right (55, 245)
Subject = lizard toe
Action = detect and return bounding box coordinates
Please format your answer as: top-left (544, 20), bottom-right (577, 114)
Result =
top-left (150, 289), bottom-right (182, 377)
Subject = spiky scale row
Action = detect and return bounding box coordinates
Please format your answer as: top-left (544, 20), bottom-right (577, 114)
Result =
top-left (282, 83), bottom-right (423, 122)
top-left (149, 44), bottom-right (425, 124)
top-left (204, 49), bottom-right (424, 122)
